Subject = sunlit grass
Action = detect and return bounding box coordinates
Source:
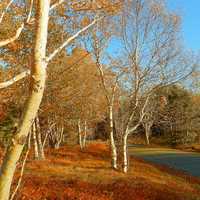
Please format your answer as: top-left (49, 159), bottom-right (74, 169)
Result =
top-left (8, 142), bottom-right (200, 200)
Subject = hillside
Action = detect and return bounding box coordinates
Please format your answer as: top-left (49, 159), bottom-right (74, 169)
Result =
top-left (6, 142), bottom-right (200, 200)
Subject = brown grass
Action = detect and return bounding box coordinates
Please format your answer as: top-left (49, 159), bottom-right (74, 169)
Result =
top-left (7, 142), bottom-right (200, 200)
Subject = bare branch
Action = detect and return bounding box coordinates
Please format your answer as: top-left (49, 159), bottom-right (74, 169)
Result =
top-left (42, 122), bottom-right (55, 148)
top-left (127, 94), bottom-right (151, 135)
top-left (0, 0), bottom-right (15, 24)
top-left (0, 24), bottom-right (24, 47)
top-left (26, 0), bottom-right (34, 23)
top-left (50, 0), bottom-right (65, 11)
top-left (46, 16), bottom-right (104, 62)
top-left (96, 61), bottom-right (111, 104)
top-left (0, 0), bottom-right (34, 48)
top-left (0, 70), bottom-right (30, 89)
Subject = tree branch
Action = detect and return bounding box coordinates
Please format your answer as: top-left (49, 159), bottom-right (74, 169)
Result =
top-left (0, 0), bottom-right (34, 48)
top-left (46, 16), bottom-right (104, 62)
top-left (127, 94), bottom-right (150, 135)
top-left (96, 61), bottom-right (111, 104)
top-left (26, 0), bottom-right (34, 23)
top-left (50, 0), bottom-right (65, 11)
top-left (0, 69), bottom-right (30, 89)
top-left (0, 24), bottom-right (25, 47)
top-left (0, 0), bottom-right (15, 24)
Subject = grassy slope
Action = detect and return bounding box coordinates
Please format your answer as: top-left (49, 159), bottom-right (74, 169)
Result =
top-left (7, 142), bottom-right (200, 200)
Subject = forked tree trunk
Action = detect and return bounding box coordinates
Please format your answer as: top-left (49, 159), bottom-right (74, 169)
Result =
top-left (109, 106), bottom-right (118, 169)
top-left (0, 0), bottom-right (49, 199)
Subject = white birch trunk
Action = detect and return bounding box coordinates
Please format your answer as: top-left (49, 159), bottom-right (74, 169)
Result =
top-left (59, 125), bottom-right (64, 147)
top-left (78, 119), bottom-right (83, 149)
top-left (82, 120), bottom-right (87, 148)
top-left (122, 134), bottom-right (128, 173)
top-left (0, 0), bottom-right (49, 198)
top-left (32, 121), bottom-right (39, 159)
top-left (54, 125), bottom-right (64, 149)
top-left (109, 106), bottom-right (117, 169)
top-left (27, 130), bottom-right (32, 150)
top-left (145, 124), bottom-right (150, 145)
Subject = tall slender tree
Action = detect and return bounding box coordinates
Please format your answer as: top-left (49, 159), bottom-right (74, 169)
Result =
top-left (0, 0), bottom-right (108, 198)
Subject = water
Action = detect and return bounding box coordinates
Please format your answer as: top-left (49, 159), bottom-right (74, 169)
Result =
top-left (129, 146), bottom-right (200, 177)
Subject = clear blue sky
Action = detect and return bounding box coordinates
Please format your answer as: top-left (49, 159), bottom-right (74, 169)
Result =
top-left (105, 0), bottom-right (200, 58)
top-left (167, 0), bottom-right (200, 52)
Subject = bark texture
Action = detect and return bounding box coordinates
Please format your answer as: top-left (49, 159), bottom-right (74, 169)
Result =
top-left (0, 0), bottom-right (49, 199)
top-left (109, 106), bottom-right (118, 169)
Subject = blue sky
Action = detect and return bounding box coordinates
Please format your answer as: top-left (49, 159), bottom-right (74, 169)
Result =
top-left (167, 0), bottom-right (200, 52)
top-left (106, 0), bottom-right (200, 59)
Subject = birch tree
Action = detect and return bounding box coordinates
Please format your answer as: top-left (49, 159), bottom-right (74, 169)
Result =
top-left (91, 34), bottom-right (125, 169)
top-left (117, 0), bottom-right (194, 173)
top-left (77, 119), bottom-right (88, 149)
top-left (0, 0), bottom-right (109, 199)
top-left (0, 0), bottom-right (50, 198)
